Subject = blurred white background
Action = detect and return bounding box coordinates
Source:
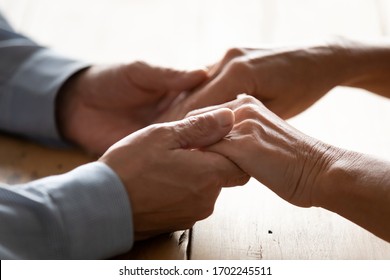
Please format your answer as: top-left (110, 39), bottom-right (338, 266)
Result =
top-left (1, 0), bottom-right (390, 158)
top-left (2, 0), bottom-right (390, 67)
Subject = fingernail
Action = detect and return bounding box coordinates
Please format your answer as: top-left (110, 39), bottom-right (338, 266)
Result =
top-left (212, 109), bottom-right (234, 128)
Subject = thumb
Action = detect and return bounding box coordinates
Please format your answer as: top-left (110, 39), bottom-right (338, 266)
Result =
top-left (160, 68), bottom-right (207, 91)
top-left (168, 108), bottom-right (234, 149)
top-left (127, 62), bottom-right (207, 91)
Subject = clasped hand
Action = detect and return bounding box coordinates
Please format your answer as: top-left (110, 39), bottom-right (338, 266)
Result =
top-left (56, 44), bottom-right (348, 241)
top-left (188, 95), bottom-right (338, 208)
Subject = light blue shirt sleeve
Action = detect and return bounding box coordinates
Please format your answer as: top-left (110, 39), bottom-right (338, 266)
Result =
top-left (0, 12), bottom-right (89, 144)
top-left (0, 162), bottom-right (134, 259)
top-left (0, 12), bottom-right (134, 259)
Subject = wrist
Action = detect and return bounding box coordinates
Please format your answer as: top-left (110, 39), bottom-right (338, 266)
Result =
top-left (303, 40), bottom-right (357, 89)
top-left (333, 37), bottom-right (390, 88)
top-left (303, 140), bottom-right (347, 208)
top-left (283, 38), bottom-right (390, 90)
top-left (56, 68), bottom-right (90, 144)
top-left (311, 146), bottom-right (359, 208)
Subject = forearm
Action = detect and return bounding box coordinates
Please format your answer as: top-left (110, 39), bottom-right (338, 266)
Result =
top-left (314, 148), bottom-right (390, 242)
top-left (0, 162), bottom-right (133, 259)
top-left (0, 12), bottom-right (89, 144)
top-left (331, 38), bottom-right (390, 98)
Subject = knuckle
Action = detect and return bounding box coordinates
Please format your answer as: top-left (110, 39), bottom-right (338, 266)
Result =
top-left (169, 116), bottom-right (209, 148)
top-left (184, 114), bottom-right (210, 135)
top-left (227, 58), bottom-right (252, 77)
top-left (238, 95), bottom-right (258, 105)
top-left (150, 123), bottom-right (170, 136)
top-left (225, 47), bottom-right (246, 59)
top-left (224, 58), bottom-right (258, 95)
top-left (126, 61), bottom-right (152, 81)
top-left (234, 103), bottom-right (260, 120)
top-left (188, 113), bottom-right (217, 133)
top-left (147, 124), bottom-right (173, 144)
top-left (239, 118), bottom-right (259, 130)
top-left (236, 119), bottom-right (262, 135)
top-left (131, 60), bottom-right (149, 69)
top-left (185, 115), bottom-right (206, 131)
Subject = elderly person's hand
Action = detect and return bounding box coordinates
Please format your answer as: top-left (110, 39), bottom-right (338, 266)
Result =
top-left (158, 38), bottom-right (390, 122)
top-left (100, 107), bottom-right (249, 240)
top-left (57, 61), bottom-right (207, 154)
top-left (189, 95), bottom-right (390, 242)
top-left (189, 95), bottom-right (330, 207)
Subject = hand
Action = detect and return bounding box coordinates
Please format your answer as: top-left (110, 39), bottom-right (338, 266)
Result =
top-left (190, 96), bottom-right (390, 242)
top-left (57, 61), bottom-right (207, 154)
top-left (189, 95), bottom-right (340, 207)
top-left (158, 43), bottom-right (350, 122)
top-left (100, 108), bottom-right (249, 240)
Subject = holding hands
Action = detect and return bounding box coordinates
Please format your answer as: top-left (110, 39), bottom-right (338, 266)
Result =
top-left (4, 7), bottom-right (390, 260)
top-left (188, 95), bottom-right (335, 208)
top-left (100, 108), bottom-right (249, 240)
top-left (190, 95), bottom-right (390, 242)
top-left (56, 38), bottom-right (390, 242)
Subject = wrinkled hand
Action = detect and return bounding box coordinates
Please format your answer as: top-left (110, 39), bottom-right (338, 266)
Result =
top-left (57, 61), bottom-right (207, 154)
top-left (159, 43), bottom-right (348, 122)
top-left (100, 108), bottom-right (249, 240)
top-left (189, 95), bottom-right (339, 207)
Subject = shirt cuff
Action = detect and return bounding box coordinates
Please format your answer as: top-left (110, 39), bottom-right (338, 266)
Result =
top-left (6, 48), bottom-right (90, 144)
top-left (26, 162), bottom-right (134, 259)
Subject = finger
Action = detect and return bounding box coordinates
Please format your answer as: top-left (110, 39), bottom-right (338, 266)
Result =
top-left (185, 93), bottom-right (252, 117)
top-left (156, 91), bottom-right (187, 113)
top-left (204, 149), bottom-right (250, 188)
top-left (180, 74), bottom-right (244, 114)
top-left (168, 108), bottom-right (235, 149)
top-left (186, 101), bottom-right (235, 118)
top-left (163, 68), bottom-right (208, 91)
top-left (206, 139), bottom-right (243, 177)
top-left (179, 148), bottom-right (250, 189)
top-left (127, 61), bottom-right (207, 92)
top-left (207, 48), bottom-right (251, 80)
top-left (219, 164), bottom-right (251, 187)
